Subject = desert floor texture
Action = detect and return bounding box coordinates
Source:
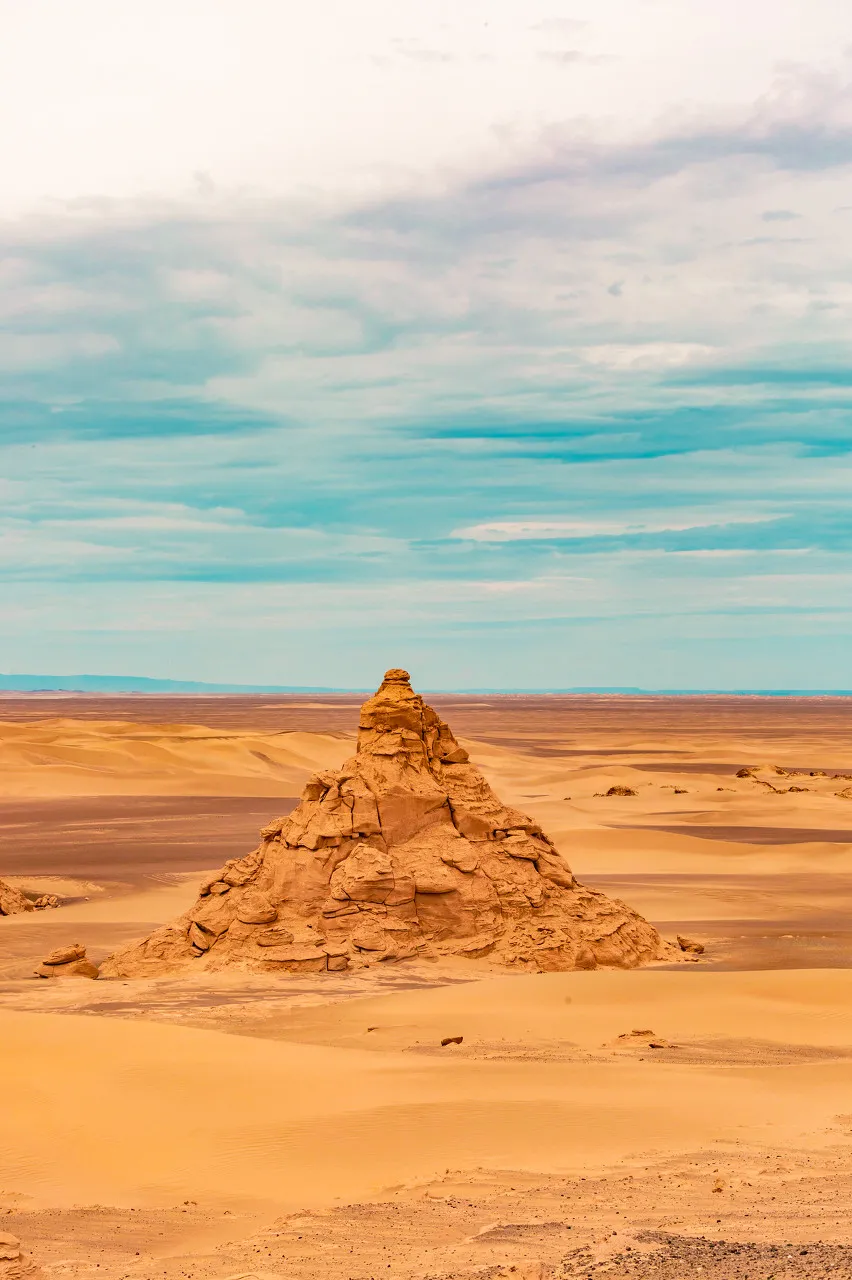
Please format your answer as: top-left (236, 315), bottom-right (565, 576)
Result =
top-left (2, 691), bottom-right (852, 1278)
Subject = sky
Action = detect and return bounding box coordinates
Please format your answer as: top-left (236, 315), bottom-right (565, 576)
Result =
top-left (1, 0), bottom-right (851, 690)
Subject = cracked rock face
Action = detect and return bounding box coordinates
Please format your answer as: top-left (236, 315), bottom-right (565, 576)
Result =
top-left (101, 669), bottom-right (674, 977)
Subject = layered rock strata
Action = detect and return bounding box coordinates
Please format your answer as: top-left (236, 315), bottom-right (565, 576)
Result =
top-left (102, 670), bottom-right (674, 977)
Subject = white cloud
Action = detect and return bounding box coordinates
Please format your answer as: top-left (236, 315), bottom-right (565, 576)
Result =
top-left (0, 0), bottom-right (850, 213)
top-left (579, 343), bottom-right (717, 369)
top-left (0, 331), bottom-right (120, 370)
top-left (453, 514), bottom-right (782, 541)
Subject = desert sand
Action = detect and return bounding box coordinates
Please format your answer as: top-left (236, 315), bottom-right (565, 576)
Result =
top-left (2, 688), bottom-right (852, 1277)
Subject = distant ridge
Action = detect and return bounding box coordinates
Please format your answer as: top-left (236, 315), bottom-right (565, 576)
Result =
top-left (0, 674), bottom-right (850, 696)
top-left (0, 673), bottom-right (343, 694)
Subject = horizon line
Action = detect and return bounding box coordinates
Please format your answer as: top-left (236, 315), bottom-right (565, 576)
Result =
top-left (1, 672), bottom-right (851, 698)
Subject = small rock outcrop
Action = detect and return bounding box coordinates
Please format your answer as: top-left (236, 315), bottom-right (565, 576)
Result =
top-left (0, 1234), bottom-right (41, 1279)
top-left (33, 894), bottom-right (60, 910)
top-left (0, 879), bottom-right (34, 916)
top-left (35, 943), bottom-right (99, 979)
top-left (102, 669), bottom-right (675, 977)
top-left (0, 880), bottom-right (61, 916)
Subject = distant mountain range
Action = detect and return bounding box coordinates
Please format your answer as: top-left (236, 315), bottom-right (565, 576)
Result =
top-left (0, 673), bottom-right (342, 694)
top-left (0, 673), bottom-right (850, 696)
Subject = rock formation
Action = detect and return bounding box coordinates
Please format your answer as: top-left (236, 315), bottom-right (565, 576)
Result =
top-left (35, 943), bottom-right (99, 979)
top-left (0, 880), bottom-right (61, 916)
top-left (0, 879), bottom-right (33, 916)
top-left (33, 894), bottom-right (60, 910)
top-left (0, 1234), bottom-right (41, 1280)
top-left (102, 669), bottom-right (675, 977)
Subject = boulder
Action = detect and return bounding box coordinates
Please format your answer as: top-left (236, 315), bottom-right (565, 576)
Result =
top-left (36, 943), bottom-right (99, 979)
top-left (33, 895), bottom-right (60, 910)
top-left (236, 893), bottom-right (278, 924)
top-left (101, 669), bottom-right (677, 976)
top-left (43, 943), bottom-right (86, 965)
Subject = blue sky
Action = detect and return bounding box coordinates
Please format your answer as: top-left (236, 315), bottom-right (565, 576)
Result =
top-left (1, 0), bottom-right (851, 688)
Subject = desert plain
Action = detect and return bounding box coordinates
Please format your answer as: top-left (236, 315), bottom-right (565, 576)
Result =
top-left (3, 690), bottom-right (852, 1278)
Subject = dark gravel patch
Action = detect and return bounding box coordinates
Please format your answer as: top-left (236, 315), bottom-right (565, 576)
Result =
top-left (556, 1231), bottom-right (852, 1277)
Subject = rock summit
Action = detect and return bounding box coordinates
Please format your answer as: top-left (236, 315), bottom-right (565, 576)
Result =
top-left (102, 669), bottom-right (674, 976)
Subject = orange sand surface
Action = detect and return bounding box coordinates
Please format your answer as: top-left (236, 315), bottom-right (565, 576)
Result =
top-left (0, 718), bottom-right (350, 797)
top-left (2, 693), bottom-right (852, 1278)
top-left (4, 970), bottom-right (852, 1210)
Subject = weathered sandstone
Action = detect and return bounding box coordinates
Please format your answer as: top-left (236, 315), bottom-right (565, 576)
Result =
top-left (102, 669), bottom-right (676, 976)
top-left (0, 1233), bottom-right (41, 1279)
top-left (0, 878), bottom-right (33, 916)
top-left (0, 880), bottom-right (61, 915)
top-left (33, 894), bottom-right (60, 909)
top-left (35, 943), bottom-right (99, 979)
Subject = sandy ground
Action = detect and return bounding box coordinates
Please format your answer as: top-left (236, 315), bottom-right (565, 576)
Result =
top-left (2, 693), bottom-right (852, 1277)
top-left (0, 717), bottom-right (350, 797)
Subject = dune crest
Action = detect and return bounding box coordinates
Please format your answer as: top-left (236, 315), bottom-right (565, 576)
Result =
top-left (102, 670), bottom-right (674, 977)
top-left (0, 717), bottom-right (350, 798)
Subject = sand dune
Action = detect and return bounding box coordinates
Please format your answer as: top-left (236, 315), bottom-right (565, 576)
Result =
top-left (270, 966), bottom-right (852, 1055)
top-left (0, 719), bottom-right (352, 797)
top-left (3, 970), bottom-right (852, 1214)
top-left (4, 694), bottom-right (852, 1276)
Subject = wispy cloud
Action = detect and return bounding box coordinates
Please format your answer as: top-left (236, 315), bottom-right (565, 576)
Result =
top-left (453, 514), bottom-right (784, 542)
top-left (536, 50), bottom-right (592, 66)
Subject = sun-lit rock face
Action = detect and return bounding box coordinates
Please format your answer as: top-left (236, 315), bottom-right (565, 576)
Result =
top-left (102, 669), bottom-right (674, 976)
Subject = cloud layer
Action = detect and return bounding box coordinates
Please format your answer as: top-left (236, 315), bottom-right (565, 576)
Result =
top-left (1, 19), bottom-right (851, 687)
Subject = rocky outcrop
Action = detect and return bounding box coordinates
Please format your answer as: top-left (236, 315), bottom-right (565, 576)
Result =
top-left (102, 669), bottom-right (675, 977)
top-left (33, 894), bottom-right (60, 910)
top-left (0, 1234), bottom-right (41, 1279)
top-left (0, 879), bottom-right (33, 916)
top-left (35, 943), bottom-right (99, 979)
top-left (0, 880), bottom-right (61, 915)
